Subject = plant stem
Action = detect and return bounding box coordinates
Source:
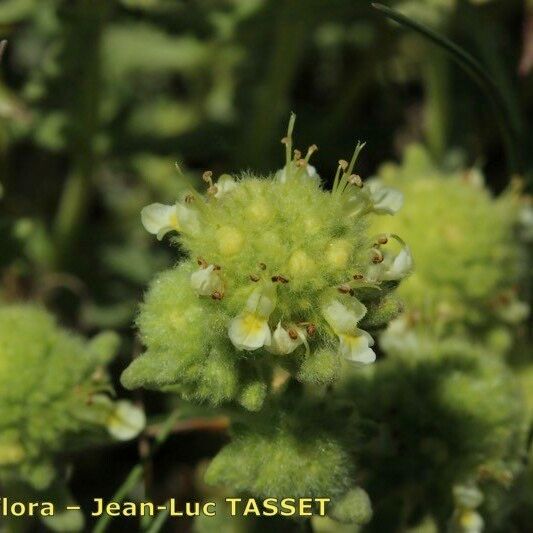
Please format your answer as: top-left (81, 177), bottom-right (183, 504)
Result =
top-left (424, 49), bottom-right (450, 163)
top-left (53, 0), bottom-right (107, 267)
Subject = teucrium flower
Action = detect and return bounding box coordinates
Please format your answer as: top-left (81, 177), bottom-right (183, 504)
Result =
top-left (214, 174), bottom-right (238, 198)
top-left (105, 400), bottom-right (147, 441)
top-left (228, 286), bottom-right (276, 351)
top-left (322, 299), bottom-right (376, 364)
top-left (141, 201), bottom-right (200, 239)
top-left (123, 115), bottom-right (409, 408)
top-left (366, 180), bottom-right (404, 215)
top-left (190, 264), bottom-right (224, 296)
top-left (266, 322), bottom-right (307, 355)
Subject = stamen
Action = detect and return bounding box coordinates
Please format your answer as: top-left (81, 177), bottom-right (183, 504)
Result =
top-left (207, 185), bottom-right (218, 196)
top-left (283, 113), bottom-right (297, 169)
top-left (271, 275), bottom-right (289, 283)
top-left (348, 174), bottom-right (363, 188)
top-left (338, 159), bottom-right (348, 171)
top-left (202, 170), bottom-right (213, 185)
top-left (306, 324), bottom-right (316, 336)
top-left (288, 328), bottom-right (299, 340)
top-left (371, 249), bottom-right (384, 264)
top-left (303, 144), bottom-right (318, 164)
top-left (293, 149), bottom-right (302, 161)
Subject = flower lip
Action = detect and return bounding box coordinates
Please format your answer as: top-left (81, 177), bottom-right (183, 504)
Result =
top-left (366, 180), bottom-right (404, 215)
top-left (141, 201), bottom-right (200, 239)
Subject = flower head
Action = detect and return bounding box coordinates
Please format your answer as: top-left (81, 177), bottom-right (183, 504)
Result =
top-left (125, 115), bottom-right (410, 406)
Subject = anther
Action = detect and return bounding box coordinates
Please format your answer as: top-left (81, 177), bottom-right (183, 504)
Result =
top-left (338, 284), bottom-right (352, 294)
top-left (259, 262), bottom-right (267, 270)
top-left (211, 291), bottom-right (224, 300)
top-left (272, 275), bottom-right (289, 283)
top-left (281, 136), bottom-right (289, 145)
top-left (376, 234), bottom-right (388, 245)
top-left (348, 174), bottom-right (363, 187)
top-left (338, 159), bottom-right (348, 171)
top-left (293, 149), bottom-right (302, 160)
top-left (371, 249), bottom-right (384, 264)
top-left (353, 273), bottom-right (364, 280)
top-left (306, 324), bottom-right (316, 336)
top-left (202, 170), bottom-right (213, 183)
top-left (249, 274), bottom-right (260, 282)
top-left (288, 328), bottom-right (299, 340)
top-left (213, 264), bottom-right (221, 271)
top-left (197, 257), bottom-right (208, 268)
top-left (207, 185), bottom-right (218, 196)
top-left (184, 194), bottom-right (195, 204)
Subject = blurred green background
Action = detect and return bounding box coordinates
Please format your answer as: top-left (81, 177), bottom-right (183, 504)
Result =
top-left (0, 0), bottom-right (532, 531)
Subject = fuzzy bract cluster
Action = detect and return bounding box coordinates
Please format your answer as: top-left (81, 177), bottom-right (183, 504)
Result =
top-left (371, 145), bottom-right (529, 354)
top-left (0, 305), bottom-right (145, 492)
top-left (340, 337), bottom-right (527, 531)
top-left (122, 120), bottom-right (413, 408)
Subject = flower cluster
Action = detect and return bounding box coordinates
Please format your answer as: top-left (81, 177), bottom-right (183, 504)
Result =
top-left (122, 117), bottom-right (413, 408)
top-left (0, 305), bottom-right (145, 494)
top-left (340, 337), bottom-right (527, 531)
top-left (371, 144), bottom-right (529, 355)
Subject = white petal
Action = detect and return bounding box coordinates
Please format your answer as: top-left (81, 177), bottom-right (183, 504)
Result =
top-left (275, 165), bottom-right (318, 183)
top-left (322, 299), bottom-right (367, 334)
top-left (215, 175), bottom-right (238, 198)
top-left (368, 181), bottom-right (404, 215)
top-left (383, 246), bottom-right (414, 280)
top-left (339, 330), bottom-right (376, 364)
top-left (106, 401), bottom-right (146, 441)
top-left (306, 164), bottom-right (317, 178)
top-left (266, 322), bottom-right (304, 355)
top-left (228, 313), bottom-right (272, 351)
top-left (245, 287), bottom-right (276, 318)
top-left (141, 203), bottom-right (177, 238)
top-left (190, 265), bottom-right (222, 296)
top-left (176, 203), bottom-right (201, 235)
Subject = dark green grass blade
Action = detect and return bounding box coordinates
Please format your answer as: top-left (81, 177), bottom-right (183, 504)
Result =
top-left (371, 2), bottom-right (522, 175)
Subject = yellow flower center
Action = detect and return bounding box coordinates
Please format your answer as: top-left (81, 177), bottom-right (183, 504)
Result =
top-left (242, 313), bottom-right (265, 334)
